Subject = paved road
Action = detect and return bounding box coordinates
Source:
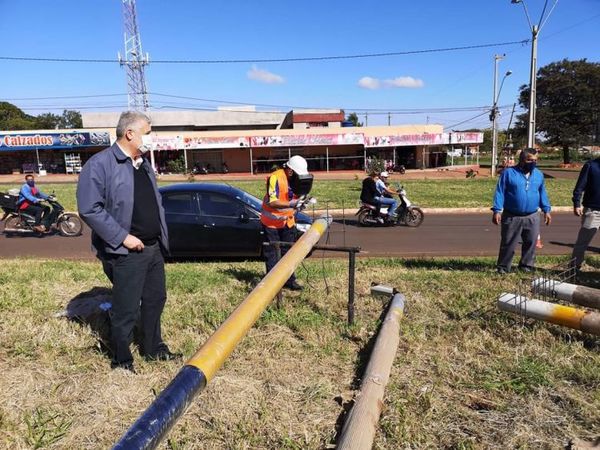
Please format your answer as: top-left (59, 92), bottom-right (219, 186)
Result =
top-left (1, 212), bottom-right (597, 260)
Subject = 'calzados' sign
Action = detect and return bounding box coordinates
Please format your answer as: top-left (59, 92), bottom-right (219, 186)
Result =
top-left (0, 132), bottom-right (111, 151)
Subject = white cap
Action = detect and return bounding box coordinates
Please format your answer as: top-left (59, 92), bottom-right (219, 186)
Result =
top-left (286, 155), bottom-right (309, 176)
top-left (380, 171), bottom-right (389, 177)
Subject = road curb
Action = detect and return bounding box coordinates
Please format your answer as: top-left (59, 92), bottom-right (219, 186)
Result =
top-left (311, 206), bottom-right (573, 216)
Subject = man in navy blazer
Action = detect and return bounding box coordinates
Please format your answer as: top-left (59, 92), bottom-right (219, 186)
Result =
top-left (77, 110), bottom-right (180, 373)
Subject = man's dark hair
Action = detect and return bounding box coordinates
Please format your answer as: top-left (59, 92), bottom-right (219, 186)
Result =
top-left (519, 147), bottom-right (538, 162)
top-left (25, 174), bottom-right (34, 180)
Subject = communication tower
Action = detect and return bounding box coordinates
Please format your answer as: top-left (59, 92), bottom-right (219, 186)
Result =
top-left (118, 0), bottom-right (149, 111)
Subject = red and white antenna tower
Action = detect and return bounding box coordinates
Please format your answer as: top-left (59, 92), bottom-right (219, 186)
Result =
top-left (118, 0), bottom-right (149, 111)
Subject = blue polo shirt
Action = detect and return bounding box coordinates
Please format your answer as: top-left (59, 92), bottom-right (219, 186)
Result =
top-left (492, 166), bottom-right (551, 215)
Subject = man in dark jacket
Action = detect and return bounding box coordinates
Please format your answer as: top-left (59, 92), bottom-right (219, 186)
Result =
top-left (360, 172), bottom-right (380, 206)
top-left (571, 156), bottom-right (600, 272)
top-left (77, 111), bottom-right (180, 373)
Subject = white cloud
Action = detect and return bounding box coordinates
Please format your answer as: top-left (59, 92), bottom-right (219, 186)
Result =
top-left (358, 75), bottom-right (424, 90)
top-left (384, 76), bottom-right (424, 88)
top-left (357, 76), bottom-right (381, 90)
top-left (247, 65), bottom-right (285, 84)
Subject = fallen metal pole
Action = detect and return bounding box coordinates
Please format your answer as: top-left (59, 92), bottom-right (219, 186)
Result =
top-left (498, 293), bottom-right (600, 336)
top-left (532, 278), bottom-right (600, 310)
top-left (337, 289), bottom-right (405, 450)
top-left (113, 216), bottom-right (332, 450)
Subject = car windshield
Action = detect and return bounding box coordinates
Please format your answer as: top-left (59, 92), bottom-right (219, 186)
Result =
top-left (237, 191), bottom-right (262, 211)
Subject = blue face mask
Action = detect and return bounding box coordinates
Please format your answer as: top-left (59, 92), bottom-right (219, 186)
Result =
top-left (523, 162), bottom-right (536, 173)
top-left (26, 180), bottom-right (35, 187)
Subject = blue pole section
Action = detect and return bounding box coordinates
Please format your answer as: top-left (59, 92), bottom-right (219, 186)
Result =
top-left (112, 365), bottom-right (206, 450)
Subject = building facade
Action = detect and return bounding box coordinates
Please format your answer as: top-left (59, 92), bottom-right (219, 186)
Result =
top-left (0, 110), bottom-right (482, 175)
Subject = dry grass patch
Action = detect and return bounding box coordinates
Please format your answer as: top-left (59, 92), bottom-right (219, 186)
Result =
top-left (0, 256), bottom-right (598, 448)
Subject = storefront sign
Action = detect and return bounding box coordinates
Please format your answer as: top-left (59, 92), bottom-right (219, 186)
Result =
top-left (444, 132), bottom-right (484, 144)
top-left (250, 133), bottom-right (364, 147)
top-left (152, 136), bottom-right (183, 151)
top-left (0, 131), bottom-right (110, 151)
top-left (366, 132), bottom-right (483, 147)
top-left (183, 136), bottom-right (248, 149)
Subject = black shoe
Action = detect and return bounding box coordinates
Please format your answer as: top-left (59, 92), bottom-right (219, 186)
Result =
top-left (284, 281), bottom-right (303, 291)
top-left (111, 362), bottom-right (136, 374)
top-left (497, 267), bottom-right (509, 275)
top-left (518, 266), bottom-right (535, 273)
top-left (144, 349), bottom-right (183, 362)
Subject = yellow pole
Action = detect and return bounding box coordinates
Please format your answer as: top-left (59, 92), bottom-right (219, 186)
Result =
top-left (114, 216), bottom-right (331, 449)
top-left (186, 216), bottom-right (330, 381)
top-left (498, 293), bottom-right (600, 336)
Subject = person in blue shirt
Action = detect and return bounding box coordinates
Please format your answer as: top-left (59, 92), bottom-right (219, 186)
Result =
top-left (492, 148), bottom-right (552, 274)
top-left (375, 171), bottom-right (399, 219)
top-left (17, 174), bottom-right (51, 233)
top-left (570, 156), bottom-right (600, 272)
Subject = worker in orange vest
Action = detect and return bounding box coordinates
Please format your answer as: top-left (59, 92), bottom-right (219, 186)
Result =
top-left (261, 155), bottom-right (310, 291)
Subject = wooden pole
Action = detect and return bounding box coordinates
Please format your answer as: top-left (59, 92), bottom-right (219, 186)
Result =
top-left (337, 292), bottom-right (405, 450)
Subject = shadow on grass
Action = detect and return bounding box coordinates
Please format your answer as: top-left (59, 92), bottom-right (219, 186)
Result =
top-left (61, 287), bottom-right (113, 357)
top-left (547, 327), bottom-right (600, 352)
top-left (219, 267), bottom-right (263, 285)
top-left (401, 258), bottom-right (493, 272)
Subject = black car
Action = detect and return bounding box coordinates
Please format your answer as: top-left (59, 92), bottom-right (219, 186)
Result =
top-left (159, 183), bottom-right (313, 257)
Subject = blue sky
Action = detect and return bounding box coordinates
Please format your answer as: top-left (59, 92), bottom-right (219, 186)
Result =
top-left (1, 0), bottom-right (599, 129)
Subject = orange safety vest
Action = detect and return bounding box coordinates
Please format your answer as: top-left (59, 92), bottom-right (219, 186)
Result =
top-left (260, 169), bottom-right (296, 229)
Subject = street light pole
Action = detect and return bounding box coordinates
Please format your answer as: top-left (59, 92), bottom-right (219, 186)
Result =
top-left (527, 25), bottom-right (538, 148)
top-left (511, 0), bottom-right (559, 148)
top-left (491, 55), bottom-right (511, 177)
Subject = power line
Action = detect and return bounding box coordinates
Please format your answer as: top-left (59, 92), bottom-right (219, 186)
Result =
top-left (2, 93), bottom-right (127, 101)
top-left (0, 39), bottom-right (529, 65)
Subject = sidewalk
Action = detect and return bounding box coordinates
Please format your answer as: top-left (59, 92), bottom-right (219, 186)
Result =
top-left (0, 165), bottom-right (485, 185)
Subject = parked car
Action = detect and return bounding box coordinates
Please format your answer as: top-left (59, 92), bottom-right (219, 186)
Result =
top-left (159, 183), bottom-right (313, 258)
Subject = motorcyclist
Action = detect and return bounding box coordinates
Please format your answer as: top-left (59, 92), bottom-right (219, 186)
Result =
top-left (16, 174), bottom-right (53, 232)
top-left (375, 171), bottom-right (399, 219)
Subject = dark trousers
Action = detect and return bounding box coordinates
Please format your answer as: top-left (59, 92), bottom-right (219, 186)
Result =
top-left (263, 225), bottom-right (297, 285)
top-left (22, 204), bottom-right (50, 226)
top-left (101, 242), bottom-right (167, 367)
top-left (497, 211), bottom-right (540, 271)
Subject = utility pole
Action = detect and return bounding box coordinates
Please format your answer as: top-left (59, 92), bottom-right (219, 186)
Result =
top-left (491, 55), bottom-right (503, 178)
top-left (387, 112), bottom-right (391, 126)
top-left (511, 0), bottom-right (559, 148)
top-left (119, 0), bottom-right (149, 111)
top-left (364, 112), bottom-right (368, 127)
top-left (527, 25), bottom-right (538, 148)
top-left (491, 55), bottom-right (512, 177)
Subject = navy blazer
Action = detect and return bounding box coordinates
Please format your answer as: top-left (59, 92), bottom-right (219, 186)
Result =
top-left (76, 143), bottom-right (169, 255)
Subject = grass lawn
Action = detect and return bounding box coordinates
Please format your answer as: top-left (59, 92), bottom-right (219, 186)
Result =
top-left (1, 177), bottom-right (578, 212)
top-left (0, 255), bottom-right (598, 448)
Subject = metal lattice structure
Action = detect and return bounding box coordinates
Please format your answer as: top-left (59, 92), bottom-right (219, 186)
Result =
top-left (119, 0), bottom-right (149, 111)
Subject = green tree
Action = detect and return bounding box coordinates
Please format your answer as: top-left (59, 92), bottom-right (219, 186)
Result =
top-left (35, 113), bottom-right (61, 129)
top-left (58, 110), bottom-right (83, 128)
top-left (515, 59), bottom-right (600, 163)
top-left (346, 112), bottom-right (363, 127)
top-left (0, 102), bottom-right (36, 130)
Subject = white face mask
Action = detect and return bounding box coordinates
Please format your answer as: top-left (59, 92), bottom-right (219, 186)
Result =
top-left (139, 134), bottom-right (153, 154)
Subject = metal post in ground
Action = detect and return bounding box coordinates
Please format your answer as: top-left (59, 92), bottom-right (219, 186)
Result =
top-left (348, 250), bottom-right (356, 325)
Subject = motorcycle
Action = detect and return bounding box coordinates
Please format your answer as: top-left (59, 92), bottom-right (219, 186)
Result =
top-left (356, 184), bottom-right (424, 227)
top-left (1, 193), bottom-right (83, 237)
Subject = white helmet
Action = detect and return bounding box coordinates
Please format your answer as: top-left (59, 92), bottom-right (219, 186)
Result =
top-left (286, 155), bottom-right (309, 175)
top-left (380, 171), bottom-right (389, 178)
